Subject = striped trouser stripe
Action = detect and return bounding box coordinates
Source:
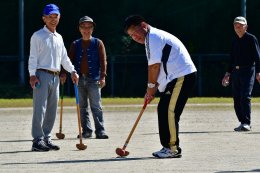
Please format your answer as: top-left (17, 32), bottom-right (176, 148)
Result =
top-left (168, 76), bottom-right (184, 151)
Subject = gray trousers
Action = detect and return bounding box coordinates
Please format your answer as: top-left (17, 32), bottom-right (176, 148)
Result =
top-left (31, 70), bottom-right (59, 141)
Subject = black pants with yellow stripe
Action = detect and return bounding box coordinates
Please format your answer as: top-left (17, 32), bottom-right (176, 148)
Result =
top-left (157, 72), bottom-right (196, 151)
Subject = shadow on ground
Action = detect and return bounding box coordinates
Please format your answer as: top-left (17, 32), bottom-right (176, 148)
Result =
top-left (215, 169), bottom-right (260, 173)
top-left (2, 156), bottom-right (155, 165)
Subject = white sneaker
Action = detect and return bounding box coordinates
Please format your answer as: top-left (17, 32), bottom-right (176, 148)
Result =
top-left (152, 148), bottom-right (168, 157)
top-left (152, 148), bottom-right (182, 158)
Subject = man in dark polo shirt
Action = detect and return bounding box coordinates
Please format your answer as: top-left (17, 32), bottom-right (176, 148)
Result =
top-left (222, 16), bottom-right (260, 131)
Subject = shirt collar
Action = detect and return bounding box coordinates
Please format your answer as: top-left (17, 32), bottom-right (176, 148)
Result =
top-left (145, 25), bottom-right (151, 60)
top-left (43, 25), bottom-right (58, 36)
top-left (145, 25), bottom-right (151, 40)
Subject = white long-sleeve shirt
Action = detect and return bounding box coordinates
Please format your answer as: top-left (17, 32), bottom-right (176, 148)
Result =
top-left (28, 26), bottom-right (75, 76)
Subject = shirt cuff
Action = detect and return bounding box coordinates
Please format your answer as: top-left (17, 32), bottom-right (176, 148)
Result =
top-left (29, 70), bottom-right (36, 76)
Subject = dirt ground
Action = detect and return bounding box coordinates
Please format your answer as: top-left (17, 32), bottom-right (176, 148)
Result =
top-left (0, 103), bottom-right (260, 173)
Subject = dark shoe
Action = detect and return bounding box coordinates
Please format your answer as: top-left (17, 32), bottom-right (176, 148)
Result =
top-left (234, 124), bottom-right (251, 132)
top-left (32, 139), bottom-right (50, 152)
top-left (45, 140), bottom-right (60, 150)
top-left (96, 133), bottom-right (109, 139)
top-left (77, 132), bottom-right (92, 139)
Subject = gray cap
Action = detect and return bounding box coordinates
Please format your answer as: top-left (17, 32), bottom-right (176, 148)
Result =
top-left (233, 16), bottom-right (247, 25)
top-left (79, 16), bottom-right (96, 26)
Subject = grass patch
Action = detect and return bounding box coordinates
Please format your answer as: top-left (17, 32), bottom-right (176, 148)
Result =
top-left (0, 97), bottom-right (259, 108)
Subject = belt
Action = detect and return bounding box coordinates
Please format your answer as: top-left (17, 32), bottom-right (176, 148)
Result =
top-left (235, 65), bottom-right (254, 70)
top-left (79, 73), bottom-right (90, 77)
top-left (38, 69), bottom-right (60, 75)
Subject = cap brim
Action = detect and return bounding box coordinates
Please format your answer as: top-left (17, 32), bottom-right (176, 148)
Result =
top-left (234, 21), bottom-right (246, 25)
top-left (79, 20), bottom-right (96, 26)
top-left (44, 10), bottom-right (60, 15)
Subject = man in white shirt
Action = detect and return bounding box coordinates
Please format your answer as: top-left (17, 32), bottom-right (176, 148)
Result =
top-left (28, 4), bottom-right (79, 151)
top-left (124, 15), bottom-right (197, 158)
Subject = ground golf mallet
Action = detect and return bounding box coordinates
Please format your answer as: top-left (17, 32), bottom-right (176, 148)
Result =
top-left (74, 84), bottom-right (87, 150)
top-left (56, 83), bottom-right (65, 139)
top-left (115, 100), bottom-right (148, 157)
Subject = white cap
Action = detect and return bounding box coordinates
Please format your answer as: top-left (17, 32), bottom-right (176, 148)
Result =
top-left (233, 16), bottom-right (247, 25)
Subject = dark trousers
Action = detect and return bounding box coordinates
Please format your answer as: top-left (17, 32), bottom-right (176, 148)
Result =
top-left (157, 72), bottom-right (196, 151)
top-left (232, 66), bottom-right (255, 125)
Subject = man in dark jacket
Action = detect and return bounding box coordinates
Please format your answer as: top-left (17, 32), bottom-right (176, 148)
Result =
top-left (222, 16), bottom-right (260, 131)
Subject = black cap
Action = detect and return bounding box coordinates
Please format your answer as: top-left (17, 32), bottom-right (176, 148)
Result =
top-left (124, 15), bottom-right (146, 32)
top-left (79, 16), bottom-right (96, 26)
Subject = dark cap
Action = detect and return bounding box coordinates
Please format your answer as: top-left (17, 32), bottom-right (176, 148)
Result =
top-left (43, 4), bottom-right (60, 16)
top-left (79, 16), bottom-right (96, 26)
top-left (124, 15), bottom-right (146, 32)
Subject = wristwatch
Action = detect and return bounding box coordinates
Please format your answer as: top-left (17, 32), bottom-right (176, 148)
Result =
top-left (147, 83), bottom-right (156, 88)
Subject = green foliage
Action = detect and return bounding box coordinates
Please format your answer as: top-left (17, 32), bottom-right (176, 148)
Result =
top-left (0, 85), bottom-right (32, 98)
top-left (1, 0), bottom-right (260, 98)
top-left (4, 0), bottom-right (260, 55)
